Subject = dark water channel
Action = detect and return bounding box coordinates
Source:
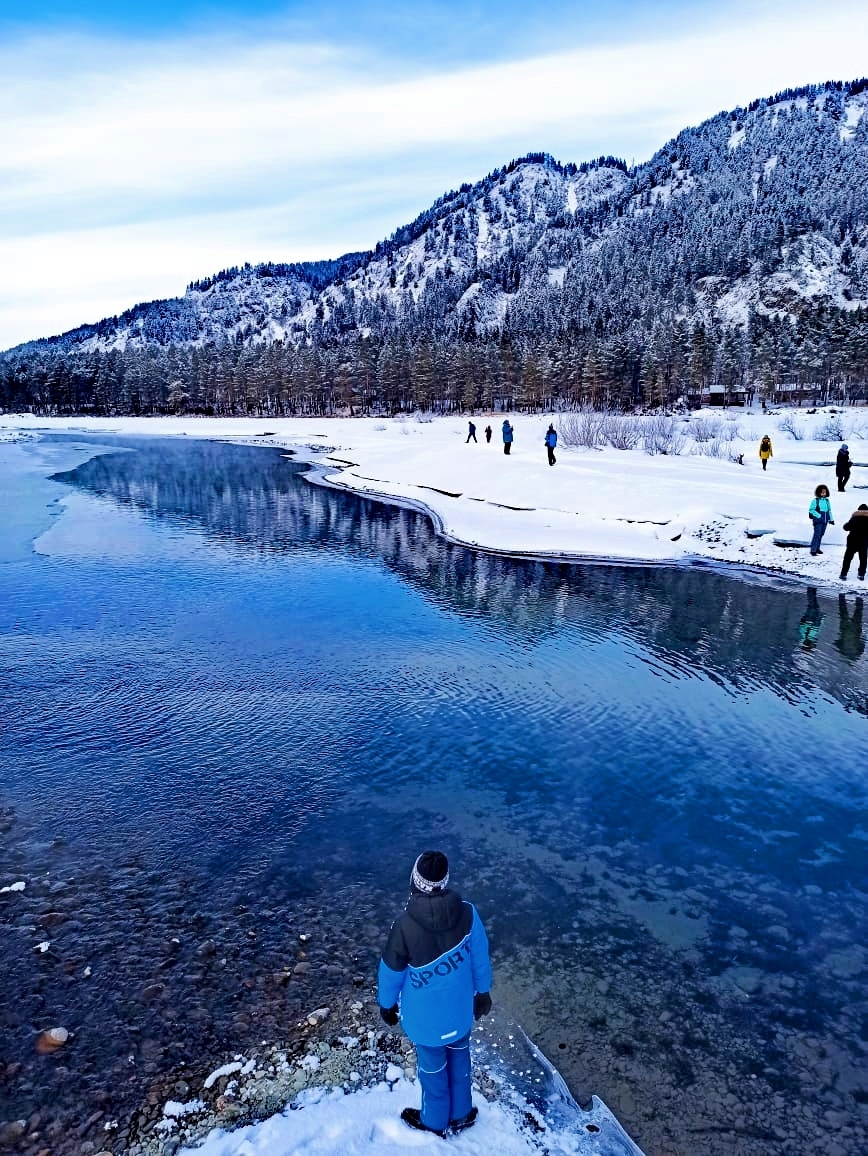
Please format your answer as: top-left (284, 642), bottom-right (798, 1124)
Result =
top-left (0, 433), bottom-right (866, 1156)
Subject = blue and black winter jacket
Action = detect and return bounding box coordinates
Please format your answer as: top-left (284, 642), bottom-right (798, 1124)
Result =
top-left (378, 889), bottom-right (492, 1048)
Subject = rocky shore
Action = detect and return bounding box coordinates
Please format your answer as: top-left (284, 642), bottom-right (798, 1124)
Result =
top-left (124, 990), bottom-right (428, 1156)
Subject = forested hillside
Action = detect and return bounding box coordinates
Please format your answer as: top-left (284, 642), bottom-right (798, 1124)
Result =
top-left (3, 78), bottom-right (868, 416)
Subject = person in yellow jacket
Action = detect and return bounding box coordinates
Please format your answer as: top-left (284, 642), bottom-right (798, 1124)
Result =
top-left (758, 435), bottom-right (773, 470)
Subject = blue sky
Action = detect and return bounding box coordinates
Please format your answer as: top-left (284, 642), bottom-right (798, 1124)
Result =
top-left (0, 1), bottom-right (709, 61)
top-left (1, 0), bottom-right (867, 348)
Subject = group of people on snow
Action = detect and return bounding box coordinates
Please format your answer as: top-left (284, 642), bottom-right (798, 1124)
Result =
top-left (465, 419), bottom-right (865, 580)
top-left (759, 436), bottom-right (865, 580)
top-left (466, 418), bottom-right (557, 463)
top-left (760, 438), bottom-right (852, 492)
top-left (807, 487), bottom-right (868, 579)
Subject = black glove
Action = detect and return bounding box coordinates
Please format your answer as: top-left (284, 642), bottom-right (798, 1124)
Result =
top-left (473, 992), bottom-right (492, 1020)
top-left (379, 1004), bottom-right (399, 1027)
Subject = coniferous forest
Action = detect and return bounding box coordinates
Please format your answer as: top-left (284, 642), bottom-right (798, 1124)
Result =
top-left (3, 80), bottom-right (868, 417)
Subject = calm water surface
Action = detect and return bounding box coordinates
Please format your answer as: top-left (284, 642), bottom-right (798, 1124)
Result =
top-left (0, 433), bottom-right (866, 1156)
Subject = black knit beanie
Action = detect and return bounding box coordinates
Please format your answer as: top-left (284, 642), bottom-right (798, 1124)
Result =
top-left (411, 850), bottom-right (449, 894)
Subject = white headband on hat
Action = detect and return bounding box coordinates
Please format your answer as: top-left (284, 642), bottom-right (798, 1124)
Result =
top-left (412, 855), bottom-right (449, 894)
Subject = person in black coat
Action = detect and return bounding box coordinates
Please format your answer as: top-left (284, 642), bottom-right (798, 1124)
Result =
top-left (466, 421), bottom-right (477, 444)
top-left (836, 444), bottom-right (851, 492)
top-left (840, 503), bottom-right (868, 581)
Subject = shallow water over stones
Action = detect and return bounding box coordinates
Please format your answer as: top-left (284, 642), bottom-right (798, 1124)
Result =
top-left (0, 433), bottom-right (866, 1156)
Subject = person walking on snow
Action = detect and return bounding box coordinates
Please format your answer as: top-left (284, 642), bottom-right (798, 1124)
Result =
top-left (484, 425), bottom-right (492, 444)
top-left (466, 421), bottom-right (477, 444)
top-left (839, 503), bottom-right (868, 581)
top-left (809, 484), bottom-right (834, 556)
top-left (836, 444), bottom-right (851, 492)
top-left (502, 419), bottom-right (514, 455)
top-left (544, 423), bottom-right (558, 466)
top-left (758, 435), bottom-right (773, 471)
top-left (378, 850), bottom-right (493, 1138)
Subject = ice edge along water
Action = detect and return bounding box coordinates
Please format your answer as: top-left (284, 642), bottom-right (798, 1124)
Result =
top-left (176, 1028), bottom-right (646, 1156)
top-left (4, 407), bottom-right (867, 588)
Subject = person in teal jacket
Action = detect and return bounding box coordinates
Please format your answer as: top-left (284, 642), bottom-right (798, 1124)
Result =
top-left (809, 484), bottom-right (834, 556)
top-left (378, 851), bottom-right (492, 1137)
top-left (502, 419), bottom-right (514, 455)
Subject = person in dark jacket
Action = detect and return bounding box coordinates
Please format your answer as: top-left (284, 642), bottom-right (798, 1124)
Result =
top-left (840, 503), bottom-right (868, 581)
top-left (466, 421), bottom-right (477, 444)
top-left (808, 485), bottom-right (833, 556)
top-left (378, 851), bottom-right (492, 1138)
top-left (836, 444), bottom-right (851, 492)
top-left (484, 425), bottom-right (492, 444)
top-left (544, 423), bottom-right (558, 466)
top-left (502, 419), bottom-right (514, 455)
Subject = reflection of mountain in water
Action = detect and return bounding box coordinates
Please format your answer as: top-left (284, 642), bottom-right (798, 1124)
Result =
top-left (53, 438), bottom-right (868, 713)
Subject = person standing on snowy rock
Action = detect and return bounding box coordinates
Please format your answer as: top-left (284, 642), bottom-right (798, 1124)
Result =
top-left (836, 444), bottom-right (851, 492)
top-left (758, 435), bottom-right (773, 470)
top-left (502, 419), bottom-right (514, 455)
top-left (809, 484), bottom-right (834, 556)
top-left (378, 850), bottom-right (493, 1138)
top-left (544, 423), bottom-right (558, 466)
top-left (839, 503), bottom-right (868, 581)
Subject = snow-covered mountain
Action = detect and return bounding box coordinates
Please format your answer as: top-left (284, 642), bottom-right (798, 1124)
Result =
top-left (3, 79), bottom-right (867, 415)
top-left (15, 79), bottom-right (866, 358)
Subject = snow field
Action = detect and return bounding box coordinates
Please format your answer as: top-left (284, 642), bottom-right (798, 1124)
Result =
top-left (3, 407), bottom-right (866, 585)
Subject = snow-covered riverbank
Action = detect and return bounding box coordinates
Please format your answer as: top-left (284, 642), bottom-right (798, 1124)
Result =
top-left (5, 407), bottom-right (866, 585)
top-left (126, 997), bottom-right (644, 1156)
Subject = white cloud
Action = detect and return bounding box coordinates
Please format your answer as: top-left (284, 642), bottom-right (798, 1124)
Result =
top-left (2, 1), bottom-right (867, 348)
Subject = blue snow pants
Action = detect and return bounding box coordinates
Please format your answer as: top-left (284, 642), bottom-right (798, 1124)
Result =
top-left (415, 1032), bottom-right (473, 1132)
top-left (810, 517), bottom-right (829, 555)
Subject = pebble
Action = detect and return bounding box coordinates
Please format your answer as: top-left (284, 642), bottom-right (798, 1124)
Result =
top-left (35, 1027), bottom-right (70, 1054)
top-left (0, 1120), bottom-right (27, 1146)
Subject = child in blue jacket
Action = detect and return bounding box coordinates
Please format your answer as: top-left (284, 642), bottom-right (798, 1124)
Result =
top-left (809, 484), bottom-right (834, 556)
top-left (378, 851), bottom-right (492, 1137)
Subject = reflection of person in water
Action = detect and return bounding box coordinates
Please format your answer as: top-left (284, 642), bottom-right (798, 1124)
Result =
top-left (799, 587), bottom-right (824, 649)
top-left (834, 595), bottom-right (865, 660)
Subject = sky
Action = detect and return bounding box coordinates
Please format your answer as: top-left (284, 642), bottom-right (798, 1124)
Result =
top-left (1, 0), bottom-right (867, 350)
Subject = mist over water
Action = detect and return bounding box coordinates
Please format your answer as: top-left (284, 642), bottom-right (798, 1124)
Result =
top-left (0, 434), bottom-right (865, 1156)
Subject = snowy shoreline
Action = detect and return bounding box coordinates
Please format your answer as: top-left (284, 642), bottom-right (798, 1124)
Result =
top-left (3, 407), bottom-right (867, 588)
top-left (115, 983), bottom-right (642, 1156)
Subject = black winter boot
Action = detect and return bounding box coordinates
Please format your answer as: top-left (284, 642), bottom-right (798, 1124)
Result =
top-left (450, 1106), bottom-right (479, 1133)
top-left (401, 1108), bottom-right (448, 1138)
